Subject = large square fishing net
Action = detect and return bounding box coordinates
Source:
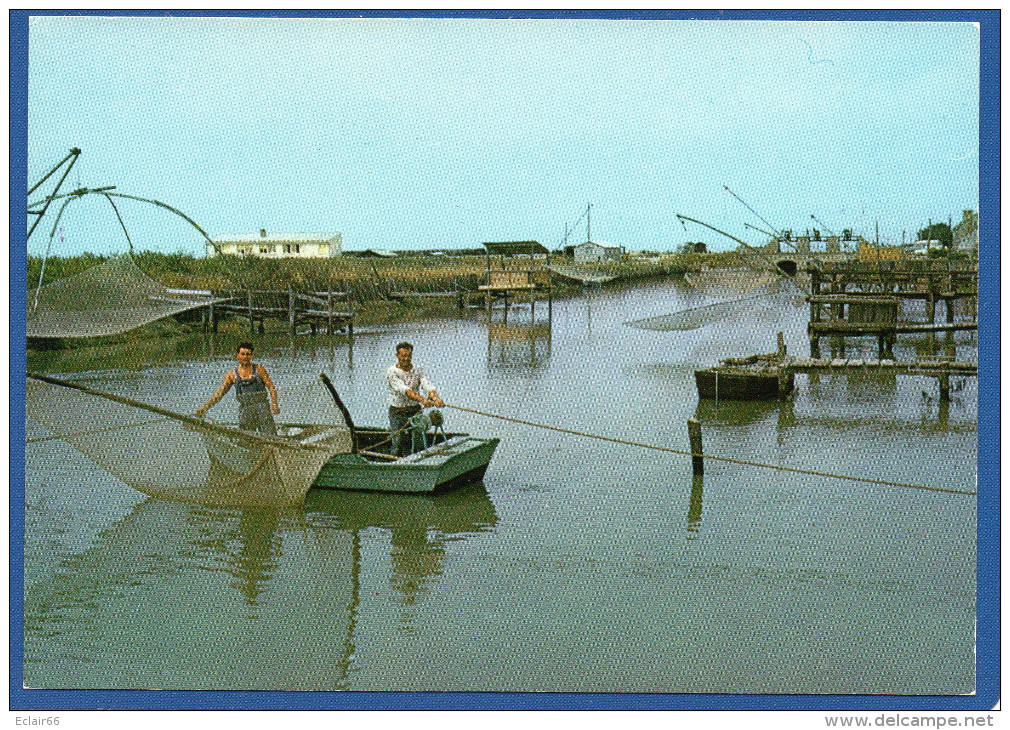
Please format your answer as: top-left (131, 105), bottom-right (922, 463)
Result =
top-left (27, 254), bottom-right (227, 339)
top-left (26, 375), bottom-right (353, 507)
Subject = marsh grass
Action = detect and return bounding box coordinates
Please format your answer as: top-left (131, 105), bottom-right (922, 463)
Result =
top-left (26, 249), bottom-right (749, 347)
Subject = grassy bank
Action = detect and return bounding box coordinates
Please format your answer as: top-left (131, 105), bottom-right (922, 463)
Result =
top-left (26, 249), bottom-right (748, 354)
top-left (28, 249), bottom-right (746, 296)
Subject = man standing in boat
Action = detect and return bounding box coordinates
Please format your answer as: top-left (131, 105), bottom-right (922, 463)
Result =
top-left (195, 342), bottom-right (280, 435)
top-left (386, 341), bottom-right (444, 456)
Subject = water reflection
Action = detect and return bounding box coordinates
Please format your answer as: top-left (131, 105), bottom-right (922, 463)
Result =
top-left (694, 386), bottom-right (973, 436)
top-left (687, 474), bottom-right (704, 539)
top-left (24, 483), bottom-right (498, 689)
top-left (693, 399), bottom-right (781, 427)
top-left (487, 322), bottom-right (552, 369)
top-left (23, 273), bottom-right (978, 693)
top-left (187, 505), bottom-right (284, 606)
top-left (305, 482), bottom-right (498, 611)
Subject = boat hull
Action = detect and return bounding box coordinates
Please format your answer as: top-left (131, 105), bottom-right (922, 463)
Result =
top-left (312, 436), bottom-right (500, 494)
top-left (694, 368), bottom-right (792, 400)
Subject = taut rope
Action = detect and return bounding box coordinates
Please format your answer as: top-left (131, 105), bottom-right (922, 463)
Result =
top-left (444, 404), bottom-right (976, 496)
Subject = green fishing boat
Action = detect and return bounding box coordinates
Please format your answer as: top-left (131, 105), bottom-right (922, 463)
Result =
top-left (311, 425), bottom-right (499, 494)
top-left (309, 373), bottom-right (499, 494)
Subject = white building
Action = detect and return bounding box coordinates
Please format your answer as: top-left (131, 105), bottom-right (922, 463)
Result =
top-left (207, 229), bottom-right (342, 258)
top-left (572, 240), bottom-right (623, 264)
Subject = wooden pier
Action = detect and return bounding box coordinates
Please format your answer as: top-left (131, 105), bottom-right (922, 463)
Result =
top-left (806, 259), bottom-right (978, 358)
top-left (175, 288), bottom-right (354, 336)
top-left (781, 356), bottom-right (977, 377)
top-left (782, 356), bottom-right (976, 403)
top-left (696, 332), bottom-right (976, 404)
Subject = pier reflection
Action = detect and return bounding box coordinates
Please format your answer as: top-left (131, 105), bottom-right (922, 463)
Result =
top-left (693, 385), bottom-right (973, 437)
top-left (487, 320), bottom-right (552, 369)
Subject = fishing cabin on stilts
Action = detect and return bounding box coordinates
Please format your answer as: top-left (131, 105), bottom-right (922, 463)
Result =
top-left (479, 240), bottom-right (553, 322)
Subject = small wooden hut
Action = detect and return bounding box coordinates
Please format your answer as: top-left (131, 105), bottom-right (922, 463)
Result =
top-left (479, 241), bottom-right (553, 318)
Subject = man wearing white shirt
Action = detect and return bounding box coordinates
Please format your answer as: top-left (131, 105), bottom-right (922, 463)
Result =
top-left (386, 341), bottom-right (444, 456)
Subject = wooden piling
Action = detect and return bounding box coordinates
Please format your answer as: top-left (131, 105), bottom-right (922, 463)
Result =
top-left (938, 373), bottom-right (950, 402)
top-left (247, 289), bottom-right (255, 334)
top-left (327, 289), bottom-right (334, 335)
top-left (687, 418), bottom-right (703, 475)
top-left (777, 368), bottom-right (791, 399)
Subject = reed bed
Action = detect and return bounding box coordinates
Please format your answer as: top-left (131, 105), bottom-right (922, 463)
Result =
top-left (28, 250), bottom-right (747, 303)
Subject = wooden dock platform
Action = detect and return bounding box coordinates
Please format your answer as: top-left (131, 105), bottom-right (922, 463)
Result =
top-left (781, 357), bottom-right (977, 377)
top-left (809, 321), bottom-right (977, 335)
top-left (806, 259), bottom-right (978, 358)
top-left (479, 241), bottom-right (554, 322)
top-left (182, 288), bottom-right (354, 336)
top-left (695, 332), bottom-right (976, 404)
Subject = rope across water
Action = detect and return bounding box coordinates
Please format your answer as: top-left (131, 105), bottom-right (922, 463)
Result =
top-left (444, 404), bottom-right (976, 496)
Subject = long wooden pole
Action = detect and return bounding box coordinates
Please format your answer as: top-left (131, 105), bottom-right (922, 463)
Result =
top-left (319, 372), bottom-right (357, 452)
top-left (27, 372), bottom-right (308, 450)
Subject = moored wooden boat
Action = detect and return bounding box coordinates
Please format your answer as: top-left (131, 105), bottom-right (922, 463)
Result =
top-left (694, 364), bottom-right (793, 400)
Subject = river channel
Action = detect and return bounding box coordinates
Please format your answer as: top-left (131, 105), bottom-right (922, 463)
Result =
top-left (22, 277), bottom-right (977, 693)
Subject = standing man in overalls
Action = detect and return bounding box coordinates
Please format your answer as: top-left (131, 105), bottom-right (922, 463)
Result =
top-left (386, 341), bottom-right (444, 456)
top-left (196, 342), bottom-right (280, 435)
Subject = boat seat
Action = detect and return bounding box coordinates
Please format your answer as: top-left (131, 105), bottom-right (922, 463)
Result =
top-left (398, 435), bottom-right (470, 463)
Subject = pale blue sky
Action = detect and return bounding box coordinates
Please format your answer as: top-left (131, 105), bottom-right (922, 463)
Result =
top-left (26, 16), bottom-right (980, 255)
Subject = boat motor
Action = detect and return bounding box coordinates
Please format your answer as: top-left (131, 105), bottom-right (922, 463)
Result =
top-left (407, 409), bottom-right (445, 453)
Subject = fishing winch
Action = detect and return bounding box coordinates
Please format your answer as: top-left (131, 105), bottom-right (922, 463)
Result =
top-left (407, 409), bottom-right (445, 453)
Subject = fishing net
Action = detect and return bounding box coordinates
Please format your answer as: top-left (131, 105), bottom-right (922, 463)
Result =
top-left (625, 279), bottom-right (795, 331)
top-left (26, 374), bottom-right (353, 507)
top-left (27, 254), bottom-right (227, 339)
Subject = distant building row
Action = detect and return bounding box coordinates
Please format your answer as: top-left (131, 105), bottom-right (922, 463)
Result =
top-left (206, 228), bottom-right (630, 262)
top-left (207, 229), bottom-right (342, 258)
top-left (570, 240), bottom-right (624, 264)
top-left (205, 212), bottom-right (976, 261)
top-left (952, 209), bottom-right (978, 251)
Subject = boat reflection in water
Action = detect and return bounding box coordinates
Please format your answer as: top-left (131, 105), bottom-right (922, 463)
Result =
top-left (487, 320), bottom-right (552, 369)
top-left (23, 483), bottom-right (497, 690)
top-left (304, 482), bottom-right (498, 610)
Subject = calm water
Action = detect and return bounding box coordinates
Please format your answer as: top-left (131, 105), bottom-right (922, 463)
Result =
top-left (23, 278), bottom-right (977, 693)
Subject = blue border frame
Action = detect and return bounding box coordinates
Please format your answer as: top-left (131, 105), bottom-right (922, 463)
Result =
top-left (10, 8), bottom-right (999, 711)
